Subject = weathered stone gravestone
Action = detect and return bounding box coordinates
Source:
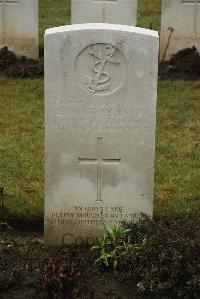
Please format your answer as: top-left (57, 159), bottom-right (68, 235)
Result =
top-left (45, 23), bottom-right (159, 246)
top-left (160, 0), bottom-right (200, 60)
top-left (0, 0), bottom-right (38, 59)
top-left (71, 0), bottom-right (138, 26)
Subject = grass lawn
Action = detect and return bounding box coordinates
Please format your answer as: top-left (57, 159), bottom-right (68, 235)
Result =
top-left (0, 79), bottom-right (44, 216)
top-left (155, 81), bottom-right (200, 216)
top-left (0, 0), bottom-right (199, 217)
top-left (39, 0), bottom-right (71, 50)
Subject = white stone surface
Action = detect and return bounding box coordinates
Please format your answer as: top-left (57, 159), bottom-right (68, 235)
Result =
top-left (160, 0), bottom-right (200, 61)
top-left (0, 0), bottom-right (38, 59)
top-left (71, 0), bottom-right (138, 26)
top-left (45, 23), bottom-right (159, 246)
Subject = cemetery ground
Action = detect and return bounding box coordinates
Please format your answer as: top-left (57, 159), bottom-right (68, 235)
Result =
top-left (0, 0), bottom-right (200, 298)
top-left (0, 79), bottom-right (200, 299)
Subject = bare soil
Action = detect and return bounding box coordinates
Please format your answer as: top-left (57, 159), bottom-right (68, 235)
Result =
top-left (159, 46), bottom-right (200, 80)
top-left (0, 218), bottom-right (138, 299)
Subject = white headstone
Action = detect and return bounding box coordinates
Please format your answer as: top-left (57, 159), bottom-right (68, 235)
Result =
top-left (0, 0), bottom-right (38, 59)
top-left (45, 23), bottom-right (159, 246)
top-left (71, 0), bottom-right (138, 26)
top-left (160, 0), bottom-right (200, 60)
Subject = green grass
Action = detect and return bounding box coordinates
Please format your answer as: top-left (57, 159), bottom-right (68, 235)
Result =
top-left (0, 0), bottom-right (199, 217)
top-left (39, 0), bottom-right (71, 49)
top-left (137, 0), bottom-right (162, 31)
top-left (0, 79), bottom-right (44, 216)
top-left (0, 79), bottom-right (199, 216)
top-left (155, 81), bottom-right (200, 216)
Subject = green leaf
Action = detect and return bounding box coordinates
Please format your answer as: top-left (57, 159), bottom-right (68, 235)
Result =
top-left (113, 260), bottom-right (118, 270)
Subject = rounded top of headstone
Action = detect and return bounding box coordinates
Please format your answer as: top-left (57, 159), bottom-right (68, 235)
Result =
top-left (45, 23), bottom-right (159, 38)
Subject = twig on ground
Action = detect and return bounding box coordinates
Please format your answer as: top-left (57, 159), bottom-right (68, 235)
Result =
top-left (161, 27), bottom-right (174, 63)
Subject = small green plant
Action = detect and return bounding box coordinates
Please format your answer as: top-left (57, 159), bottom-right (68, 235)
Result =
top-left (91, 224), bottom-right (145, 270)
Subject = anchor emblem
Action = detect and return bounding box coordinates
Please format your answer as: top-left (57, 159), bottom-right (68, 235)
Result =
top-left (85, 45), bottom-right (120, 94)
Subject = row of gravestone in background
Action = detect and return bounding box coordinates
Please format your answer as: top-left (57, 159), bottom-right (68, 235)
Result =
top-left (0, 0), bottom-right (199, 60)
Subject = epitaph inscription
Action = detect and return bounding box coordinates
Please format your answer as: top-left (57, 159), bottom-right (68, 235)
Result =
top-left (75, 43), bottom-right (126, 95)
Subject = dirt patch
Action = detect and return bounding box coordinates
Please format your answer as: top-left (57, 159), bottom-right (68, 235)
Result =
top-left (1, 212), bottom-right (199, 298)
top-left (0, 47), bottom-right (43, 78)
top-left (159, 46), bottom-right (200, 80)
top-left (0, 222), bottom-right (138, 299)
top-left (0, 208), bottom-right (43, 232)
top-left (1, 46), bottom-right (200, 80)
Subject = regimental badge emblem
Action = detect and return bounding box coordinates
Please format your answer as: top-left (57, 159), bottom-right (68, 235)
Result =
top-left (85, 45), bottom-right (120, 94)
top-left (75, 43), bottom-right (126, 96)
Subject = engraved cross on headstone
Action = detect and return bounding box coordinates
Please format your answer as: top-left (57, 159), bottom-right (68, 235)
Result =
top-left (93, 0), bottom-right (117, 22)
top-left (78, 137), bottom-right (121, 202)
top-left (182, 0), bottom-right (200, 34)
